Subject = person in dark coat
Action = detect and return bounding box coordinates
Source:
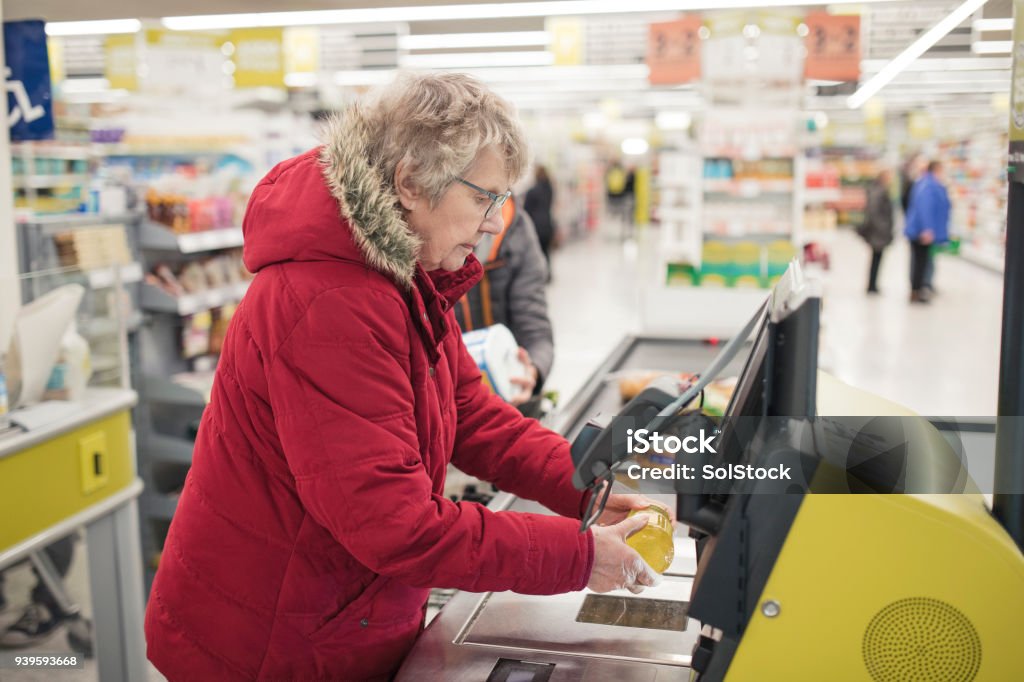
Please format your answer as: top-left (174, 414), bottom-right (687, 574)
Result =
top-left (857, 169), bottom-right (894, 294)
top-left (523, 164), bottom-right (555, 270)
top-left (899, 154), bottom-right (922, 217)
top-left (144, 73), bottom-right (665, 682)
top-left (455, 196), bottom-right (553, 409)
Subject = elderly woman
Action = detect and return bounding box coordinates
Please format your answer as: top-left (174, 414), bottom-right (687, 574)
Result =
top-left (145, 74), bottom-right (662, 681)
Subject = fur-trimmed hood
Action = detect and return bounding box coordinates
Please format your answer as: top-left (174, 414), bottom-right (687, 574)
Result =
top-left (244, 108), bottom-right (452, 291)
top-left (317, 108), bottom-right (421, 287)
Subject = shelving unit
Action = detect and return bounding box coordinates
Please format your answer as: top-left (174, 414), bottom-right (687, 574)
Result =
top-left (134, 216), bottom-right (250, 588)
top-left (10, 142), bottom-right (95, 216)
top-left (804, 147), bottom-right (881, 229)
top-left (655, 150), bottom-right (702, 269)
top-left (15, 212), bottom-right (145, 394)
top-left (138, 221), bottom-right (244, 253)
top-left (940, 131), bottom-right (1008, 273)
top-left (141, 280), bottom-right (249, 315)
top-left (696, 112), bottom-right (803, 287)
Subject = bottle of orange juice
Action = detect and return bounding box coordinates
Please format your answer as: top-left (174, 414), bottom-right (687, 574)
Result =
top-left (625, 505), bottom-right (674, 574)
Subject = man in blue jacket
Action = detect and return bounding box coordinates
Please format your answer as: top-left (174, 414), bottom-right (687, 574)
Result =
top-left (904, 160), bottom-right (950, 304)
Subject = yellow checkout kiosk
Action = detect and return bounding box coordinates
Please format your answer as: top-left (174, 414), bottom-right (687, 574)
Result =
top-left (0, 387), bottom-right (147, 680)
top-left (398, 262), bottom-right (1024, 681)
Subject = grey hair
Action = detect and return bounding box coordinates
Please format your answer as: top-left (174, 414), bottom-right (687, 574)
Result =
top-left (353, 72), bottom-right (529, 205)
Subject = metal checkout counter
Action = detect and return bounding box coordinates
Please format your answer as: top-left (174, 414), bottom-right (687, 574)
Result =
top-left (0, 388), bottom-right (147, 681)
top-left (399, 262), bottom-right (1024, 681)
top-left (400, 336), bottom-right (749, 681)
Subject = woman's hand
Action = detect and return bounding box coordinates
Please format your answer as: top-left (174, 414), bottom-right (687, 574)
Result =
top-left (587, 515), bottom-right (662, 594)
top-left (509, 347), bottom-right (539, 406)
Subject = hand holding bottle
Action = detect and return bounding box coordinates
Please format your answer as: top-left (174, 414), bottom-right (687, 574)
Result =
top-left (587, 515), bottom-right (662, 594)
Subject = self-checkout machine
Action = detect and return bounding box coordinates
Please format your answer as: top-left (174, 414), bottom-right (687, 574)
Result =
top-left (398, 246), bottom-right (1023, 680)
top-left (399, 19), bottom-right (1024, 671)
top-left (580, 262), bottom-right (1024, 681)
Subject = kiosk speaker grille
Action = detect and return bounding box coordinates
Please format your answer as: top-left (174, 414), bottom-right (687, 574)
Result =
top-left (862, 597), bottom-right (981, 682)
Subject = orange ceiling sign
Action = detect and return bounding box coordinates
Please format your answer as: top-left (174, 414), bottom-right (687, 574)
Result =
top-left (804, 13), bottom-right (861, 82)
top-left (647, 17), bottom-right (702, 86)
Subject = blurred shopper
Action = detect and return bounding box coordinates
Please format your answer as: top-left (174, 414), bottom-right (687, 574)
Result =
top-left (523, 164), bottom-right (555, 272)
top-left (899, 153), bottom-right (922, 217)
top-left (606, 160), bottom-right (635, 237)
top-left (901, 153), bottom-right (937, 293)
top-left (857, 169), bottom-right (894, 294)
top-left (455, 196), bottom-right (553, 415)
top-left (904, 160), bottom-right (951, 304)
top-left (0, 537), bottom-right (92, 655)
top-left (145, 73), bottom-right (665, 682)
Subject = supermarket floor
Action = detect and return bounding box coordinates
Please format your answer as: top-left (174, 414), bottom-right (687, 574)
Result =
top-left (0, 222), bottom-right (1007, 682)
top-left (546, 223), bottom-right (1005, 416)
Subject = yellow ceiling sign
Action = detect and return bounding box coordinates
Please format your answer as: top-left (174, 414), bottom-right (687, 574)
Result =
top-left (229, 27), bottom-right (284, 88)
top-left (548, 18), bottom-right (583, 66)
top-left (908, 111), bottom-right (933, 141)
top-left (47, 38), bottom-right (65, 85)
top-left (283, 27), bottom-right (319, 75)
top-left (105, 34), bottom-right (138, 91)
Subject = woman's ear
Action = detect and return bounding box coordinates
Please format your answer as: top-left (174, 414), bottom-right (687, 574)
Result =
top-left (394, 158), bottom-right (422, 211)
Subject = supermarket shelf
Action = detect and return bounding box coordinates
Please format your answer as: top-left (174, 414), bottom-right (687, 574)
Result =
top-left (658, 207), bottom-right (697, 221)
top-left (91, 354), bottom-right (123, 374)
top-left (139, 222), bottom-right (244, 253)
top-left (11, 144), bottom-right (92, 160)
top-left (959, 243), bottom-right (1005, 274)
top-left (84, 311), bottom-right (144, 336)
top-left (704, 179), bottom-right (795, 196)
top-left (17, 211), bottom-right (143, 231)
top-left (12, 174), bottom-right (90, 189)
top-left (803, 187), bottom-right (843, 203)
top-left (141, 280), bottom-right (250, 315)
top-left (143, 433), bottom-right (195, 466)
top-left (100, 144), bottom-right (243, 157)
top-left (86, 261), bottom-right (144, 289)
top-left (142, 374), bottom-right (207, 408)
top-left (142, 492), bottom-right (179, 521)
top-left (702, 231), bottom-right (792, 243)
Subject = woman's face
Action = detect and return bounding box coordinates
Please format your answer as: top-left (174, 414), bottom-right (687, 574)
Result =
top-left (404, 146), bottom-right (509, 272)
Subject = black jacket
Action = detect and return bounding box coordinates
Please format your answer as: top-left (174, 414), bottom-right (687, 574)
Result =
top-left (454, 209), bottom-right (553, 390)
top-left (524, 179), bottom-right (554, 248)
top-left (859, 181), bottom-right (894, 251)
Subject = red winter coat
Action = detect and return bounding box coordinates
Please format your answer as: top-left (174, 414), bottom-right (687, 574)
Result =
top-left (144, 113), bottom-right (595, 681)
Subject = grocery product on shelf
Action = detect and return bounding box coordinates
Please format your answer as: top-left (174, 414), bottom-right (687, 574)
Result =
top-left (805, 147), bottom-right (880, 228)
top-left (143, 249), bottom-right (251, 299)
top-left (52, 225), bottom-right (133, 270)
top-left (939, 131), bottom-right (1008, 271)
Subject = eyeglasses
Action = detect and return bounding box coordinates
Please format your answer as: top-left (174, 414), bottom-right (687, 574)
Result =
top-left (455, 177), bottom-right (512, 220)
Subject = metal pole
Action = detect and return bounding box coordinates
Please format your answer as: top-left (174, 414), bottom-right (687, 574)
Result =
top-left (994, 179), bottom-right (1024, 552)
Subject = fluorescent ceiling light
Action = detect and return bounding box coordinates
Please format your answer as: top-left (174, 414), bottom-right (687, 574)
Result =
top-left (655, 111), bottom-right (692, 130)
top-left (45, 19), bottom-right (141, 36)
top-left (972, 18), bottom-right (1013, 32)
top-left (330, 64), bottom-right (649, 87)
top-left (284, 72), bottom-right (318, 88)
top-left (59, 78), bottom-right (113, 93)
top-left (334, 70), bottom-right (396, 87)
top-left (860, 57), bottom-right (1010, 72)
top-left (972, 40), bottom-right (1013, 54)
top-left (847, 0), bottom-right (990, 109)
top-left (399, 31), bottom-right (550, 50)
top-left (163, 0), bottom-right (904, 31)
top-left (399, 51), bottom-right (555, 68)
top-left (622, 138), bottom-right (649, 155)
